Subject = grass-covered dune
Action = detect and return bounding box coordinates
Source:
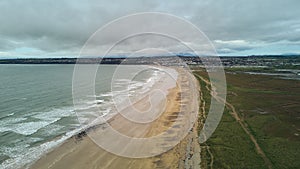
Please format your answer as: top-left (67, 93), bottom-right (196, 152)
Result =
top-left (193, 67), bottom-right (300, 169)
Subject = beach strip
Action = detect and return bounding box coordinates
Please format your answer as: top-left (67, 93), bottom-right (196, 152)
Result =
top-left (30, 67), bottom-right (201, 169)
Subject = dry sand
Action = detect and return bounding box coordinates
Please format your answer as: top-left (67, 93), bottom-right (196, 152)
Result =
top-left (30, 67), bottom-right (201, 169)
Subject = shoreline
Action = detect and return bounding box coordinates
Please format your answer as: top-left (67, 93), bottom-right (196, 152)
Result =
top-left (29, 67), bottom-right (201, 169)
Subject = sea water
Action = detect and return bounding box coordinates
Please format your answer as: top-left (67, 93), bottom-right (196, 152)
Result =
top-left (0, 64), bottom-right (170, 169)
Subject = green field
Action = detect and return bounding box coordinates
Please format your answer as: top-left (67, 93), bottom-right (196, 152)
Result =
top-left (193, 67), bottom-right (300, 169)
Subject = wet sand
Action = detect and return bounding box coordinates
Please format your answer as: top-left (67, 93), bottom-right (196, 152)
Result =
top-left (30, 67), bottom-right (200, 169)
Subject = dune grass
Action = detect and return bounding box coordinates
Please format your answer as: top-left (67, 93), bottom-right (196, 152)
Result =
top-left (193, 67), bottom-right (300, 169)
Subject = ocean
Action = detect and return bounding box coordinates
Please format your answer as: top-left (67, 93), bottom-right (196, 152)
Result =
top-left (0, 64), bottom-right (167, 169)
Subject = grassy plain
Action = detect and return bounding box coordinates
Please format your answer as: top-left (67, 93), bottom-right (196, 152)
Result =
top-left (193, 67), bottom-right (300, 169)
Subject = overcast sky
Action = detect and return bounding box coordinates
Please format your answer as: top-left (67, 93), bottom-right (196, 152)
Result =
top-left (0, 0), bottom-right (300, 58)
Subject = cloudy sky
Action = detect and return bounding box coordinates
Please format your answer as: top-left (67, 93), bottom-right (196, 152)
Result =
top-left (0, 0), bottom-right (300, 58)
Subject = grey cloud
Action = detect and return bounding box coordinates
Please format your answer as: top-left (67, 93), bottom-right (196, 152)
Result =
top-left (190, 0), bottom-right (300, 42)
top-left (0, 0), bottom-right (158, 53)
top-left (0, 0), bottom-right (300, 57)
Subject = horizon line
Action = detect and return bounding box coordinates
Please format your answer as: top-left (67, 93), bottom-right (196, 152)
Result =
top-left (1, 54), bottom-right (300, 60)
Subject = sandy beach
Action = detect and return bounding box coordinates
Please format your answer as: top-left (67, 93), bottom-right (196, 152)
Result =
top-left (30, 67), bottom-right (201, 169)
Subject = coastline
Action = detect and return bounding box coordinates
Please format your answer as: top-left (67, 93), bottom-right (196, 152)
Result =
top-left (29, 67), bottom-right (201, 169)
